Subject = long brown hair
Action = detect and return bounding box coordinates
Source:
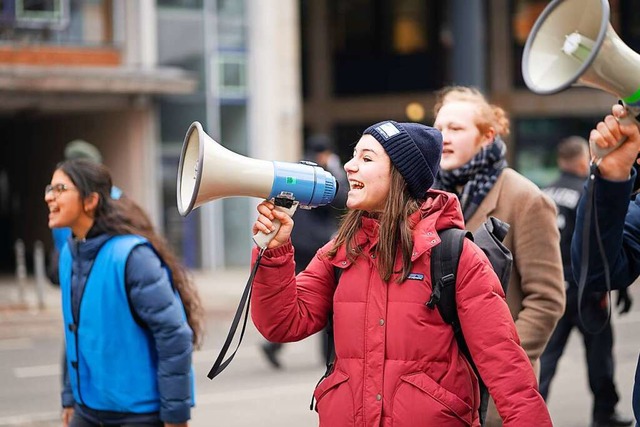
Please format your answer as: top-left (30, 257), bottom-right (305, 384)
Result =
top-left (58, 159), bottom-right (205, 349)
top-left (327, 165), bottom-right (421, 282)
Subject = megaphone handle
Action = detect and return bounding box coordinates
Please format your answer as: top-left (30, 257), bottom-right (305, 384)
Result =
top-left (252, 202), bottom-right (298, 249)
top-left (591, 113), bottom-right (637, 159)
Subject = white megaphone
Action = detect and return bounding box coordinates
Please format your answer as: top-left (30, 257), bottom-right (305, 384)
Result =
top-left (522, 0), bottom-right (640, 158)
top-left (176, 122), bottom-right (338, 248)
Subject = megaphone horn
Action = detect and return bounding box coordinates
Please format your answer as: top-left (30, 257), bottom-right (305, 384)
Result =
top-left (522, 0), bottom-right (640, 157)
top-left (176, 122), bottom-right (338, 247)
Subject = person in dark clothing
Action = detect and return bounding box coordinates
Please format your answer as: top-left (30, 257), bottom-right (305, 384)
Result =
top-left (45, 159), bottom-right (204, 427)
top-left (260, 135), bottom-right (348, 369)
top-left (539, 136), bottom-right (633, 427)
top-left (572, 104), bottom-right (640, 427)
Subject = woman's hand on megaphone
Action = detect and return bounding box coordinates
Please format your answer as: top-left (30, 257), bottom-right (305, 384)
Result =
top-left (253, 200), bottom-right (294, 249)
top-left (590, 104), bottom-right (640, 181)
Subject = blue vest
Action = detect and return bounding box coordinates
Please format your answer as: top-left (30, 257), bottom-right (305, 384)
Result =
top-left (60, 235), bottom-right (161, 413)
top-left (52, 227), bottom-right (71, 252)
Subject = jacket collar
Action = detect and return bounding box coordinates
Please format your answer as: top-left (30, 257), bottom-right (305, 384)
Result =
top-left (69, 232), bottom-right (112, 263)
top-left (329, 190), bottom-right (466, 266)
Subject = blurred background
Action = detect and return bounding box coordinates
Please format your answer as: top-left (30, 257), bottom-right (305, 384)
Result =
top-left (2, 1), bottom-right (640, 426)
top-left (1, 0), bottom-right (638, 274)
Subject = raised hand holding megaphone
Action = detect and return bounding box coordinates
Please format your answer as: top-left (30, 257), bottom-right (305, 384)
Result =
top-left (176, 121), bottom-right (338, 248)
top-left (589, 104), bottom-right (640, 180)
top-left (522, 0), bottom-right (640, 158)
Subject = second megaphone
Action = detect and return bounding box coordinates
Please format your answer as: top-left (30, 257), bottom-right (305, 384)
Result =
top-left (176, 122), bottom-right (338, 245)
top-left (521, 0), bottom-right (640, 157)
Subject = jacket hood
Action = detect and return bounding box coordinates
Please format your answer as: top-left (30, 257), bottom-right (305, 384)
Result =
top-left (414, 189), bottom-right (465, 232)
top-left (409, 189), bottom-right (466, 260)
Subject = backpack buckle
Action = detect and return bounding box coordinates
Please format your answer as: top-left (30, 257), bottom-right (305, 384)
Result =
top-left (439, 273), bottom-right (456, 287)
top-left (426, 273), bottom-right (455, 309)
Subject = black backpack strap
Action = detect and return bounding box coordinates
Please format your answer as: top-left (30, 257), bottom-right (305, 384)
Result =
top-left (427, 228), bottom-right (489, 426)
top-left (325, 266), bottom-right (340, 368)
top-left (426, 228), bottom-right (467, 317)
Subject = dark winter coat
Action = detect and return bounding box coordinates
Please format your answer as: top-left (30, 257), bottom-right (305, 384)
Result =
top-left (571, 170), bottom-right (640, 423)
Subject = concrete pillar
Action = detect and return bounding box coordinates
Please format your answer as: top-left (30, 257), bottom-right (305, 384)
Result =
top-left (450, 0), bottom-right (487, 90)
top-left (247, 0), bottom-right (302, 162)
top-left (305, 0), bottom-right (332, 135)
top-left (118, 0), bottom-right (157, 68)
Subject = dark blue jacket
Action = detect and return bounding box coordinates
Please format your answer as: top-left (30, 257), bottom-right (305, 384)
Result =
top-left (60, 231), bottom-right (194, 424)
top-left (571, 169), bottom-right (640, 422)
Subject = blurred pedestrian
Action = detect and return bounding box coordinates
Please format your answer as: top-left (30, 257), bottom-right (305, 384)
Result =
top-left (250, 120), bottom-right (552, 425)
top-left (46, 140), bottom-right (117, 422)
top-left (539, 136), bottom-right (633, 427)
top-left (433, 86), bottom-right (565, 426)
top-left (260, 134), bottom-right (348, 369)
top-left (45, 159), bottom-right (204, 427)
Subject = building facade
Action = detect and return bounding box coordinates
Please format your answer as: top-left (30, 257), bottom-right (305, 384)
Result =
top-left (0, 0), bottom-right (196, 271)
top-left (4, 0), bottom-right (640, 274)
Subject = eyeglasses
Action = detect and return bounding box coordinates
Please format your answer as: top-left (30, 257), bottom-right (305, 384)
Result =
top-left (44, 183), bottom-right (75, 197)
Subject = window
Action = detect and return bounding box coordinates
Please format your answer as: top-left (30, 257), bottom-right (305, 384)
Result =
top-left (328, 0), bottom-right (445, 95)
top-left (618, 0), bottom-right (640, 52)
top-left (514, 116), bottom-right (600, 187)
top-left (158, 0), bottom-right (203, 8)
top-left (511, 0), bottom-right (548, 88)
top-left (14, 0), bottom-right (68, 30)
top-left (0, 0), bottom-right (114, 46)
top-left (217, 51), bottom-right (246, 101)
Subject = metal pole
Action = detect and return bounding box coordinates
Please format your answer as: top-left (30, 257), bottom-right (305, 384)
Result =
top-left (14, 239), bottom-right (26, 304)
top-left (33, 240), bottom-right (46, 310)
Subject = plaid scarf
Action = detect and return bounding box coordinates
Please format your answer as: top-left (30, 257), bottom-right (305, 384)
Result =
top-left (435, 137), bottom-right (507, 220)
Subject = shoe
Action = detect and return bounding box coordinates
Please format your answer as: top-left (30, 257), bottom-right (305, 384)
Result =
top-left (591, 411), bottom-right (634, 427)
top-left (260, 342), bottom-right (282, 369)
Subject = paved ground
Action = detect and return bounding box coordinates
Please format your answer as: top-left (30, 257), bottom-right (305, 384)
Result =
top-left (1, 269), bottom-right (639, 426)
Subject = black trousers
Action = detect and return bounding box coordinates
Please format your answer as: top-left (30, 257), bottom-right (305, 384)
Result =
top-left (539, 287), bottom-right (619, 418)
top-left (69, 413), bottom-right (162, 427)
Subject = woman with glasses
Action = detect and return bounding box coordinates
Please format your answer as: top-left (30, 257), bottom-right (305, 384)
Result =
top-left (44, 159), bottom-right (204, 427)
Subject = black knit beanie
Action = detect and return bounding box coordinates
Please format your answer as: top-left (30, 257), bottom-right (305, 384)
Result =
top-left (363, 120), bottom-right (443, 199)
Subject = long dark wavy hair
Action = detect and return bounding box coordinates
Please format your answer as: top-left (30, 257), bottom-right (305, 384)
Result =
top-left (58, 159), bottom-right (205, 349)
top-left (327, 164), bottom-right (422, 282)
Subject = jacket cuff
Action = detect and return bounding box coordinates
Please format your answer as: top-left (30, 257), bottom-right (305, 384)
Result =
top-left (61, 390), bottom-right (74, 408)
top-left (251, 240), bottom-right (293, 264)
top-left (160, 405), bottom-right (191, 424)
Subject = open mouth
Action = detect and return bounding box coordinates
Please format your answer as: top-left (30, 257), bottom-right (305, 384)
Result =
top-left (349, 180), bottom-right (364, 190)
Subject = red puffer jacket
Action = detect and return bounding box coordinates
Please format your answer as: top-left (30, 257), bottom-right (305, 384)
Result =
top-left (251, 190), bottom-right (551, 427)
